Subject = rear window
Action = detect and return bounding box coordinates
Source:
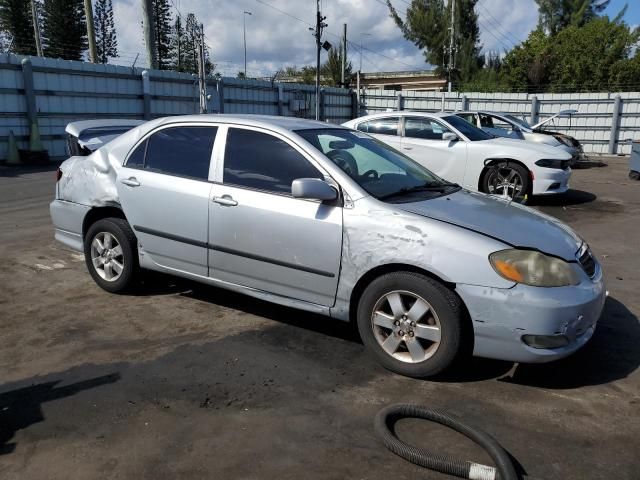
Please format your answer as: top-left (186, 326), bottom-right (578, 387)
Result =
top-left (142, 126), bottom-right (217, 180)
top-left (356, 117), bottom-right (399, 136)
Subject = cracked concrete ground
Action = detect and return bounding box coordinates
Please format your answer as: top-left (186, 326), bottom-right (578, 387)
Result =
top-left (0, 157), bottom-right (638, 479)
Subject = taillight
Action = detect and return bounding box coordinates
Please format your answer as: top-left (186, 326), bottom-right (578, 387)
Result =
top-left (56, 168), bottom-right (63, 182)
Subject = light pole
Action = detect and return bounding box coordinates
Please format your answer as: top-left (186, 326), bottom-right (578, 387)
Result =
top-left (359, 33), bottom-right (372, 72)
top-left (243, 11), bottom-right (252, 77)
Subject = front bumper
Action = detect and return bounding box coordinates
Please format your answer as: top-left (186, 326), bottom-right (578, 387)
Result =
top-left (532, 166), bottom-right (571, 195)
top-left (456, 266), bottom-right (606, 363)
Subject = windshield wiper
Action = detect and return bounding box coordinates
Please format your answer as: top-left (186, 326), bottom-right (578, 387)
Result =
top-left (379, 182), bottom-right (459, 200)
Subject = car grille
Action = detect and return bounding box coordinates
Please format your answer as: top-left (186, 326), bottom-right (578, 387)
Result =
top-left (578, 246), bottom-right (596, 278)
top-left (562, 160), bottom-right (570, 169)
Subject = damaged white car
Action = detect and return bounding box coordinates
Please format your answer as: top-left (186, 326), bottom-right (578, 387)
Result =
top-left (343, 112), bottom-right (573, 199)
top-left (51, 115), bottom-right (605, 378)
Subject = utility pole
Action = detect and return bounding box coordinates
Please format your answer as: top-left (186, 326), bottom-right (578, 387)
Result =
top-left (243, 11), bottom-right (252, 77)
top-left (447, 0), bottom-right (455, 93)
top-left (30, 0), bottom-right (43, 57)
top-left (84, 0), bottom-right (98, 63)
top-left (141, 0), bottom-right (158, 69)
top-left (341, 23), bottom-right (347, 88)
top-left (311, 0), bottom-right (327, 121)
top-left (197, 24), bottom-right (207, 114)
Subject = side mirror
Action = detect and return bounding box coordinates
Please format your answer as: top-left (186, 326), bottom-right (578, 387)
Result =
top-left (292, 178), bottom-right (338, 202)
top-left (442, 132), bottom-right (459, 142)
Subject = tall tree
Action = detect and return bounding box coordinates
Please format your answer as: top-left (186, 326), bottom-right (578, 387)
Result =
top-left (152, 0), bottom-right (172, 69)
top-left (0, 0), bottom-right (38, 55)
top-left (94, 0), bottom-right (117, 63)
top-left (387, 0), bottom-right (483, 83)
top-left (168, 13), bottom-right (214, 76)
top-left (536, 0), bottom-right (611, 35)
top-left (42, 0), bottom-right (86, 60)
top-left (321, 45), bottom-right (353, 87)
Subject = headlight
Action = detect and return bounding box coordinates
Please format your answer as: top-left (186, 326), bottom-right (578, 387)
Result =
top-left (553, 134), bottom-right (573, 147)
top-left (535, 158), bottom-right (569, 169)
top-left (489, 249), bottom-right (580, 287)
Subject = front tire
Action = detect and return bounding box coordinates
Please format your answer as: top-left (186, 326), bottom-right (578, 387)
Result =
top-left (84, 217), bottom-right (139, 293)
top-left (357, 272), bottom-right (463, 378)
top-left (481, 162), bottom-right (530, 200)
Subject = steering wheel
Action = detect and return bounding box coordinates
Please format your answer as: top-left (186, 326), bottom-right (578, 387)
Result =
top-left (327, 150), bottom-right (358, 177)
top-left (360, 169), bottom-right (379, 181)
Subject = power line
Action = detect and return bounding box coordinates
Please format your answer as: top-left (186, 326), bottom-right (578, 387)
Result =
top-left (476, 1), bottom-right (522, 46)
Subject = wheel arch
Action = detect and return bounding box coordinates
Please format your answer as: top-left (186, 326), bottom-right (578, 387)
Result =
top-left (82, 205), bottom-right (129, 240)
top-left (348, 263), bottom-right (474, 356)
top-left (478, 158), bottom-right (533, 194)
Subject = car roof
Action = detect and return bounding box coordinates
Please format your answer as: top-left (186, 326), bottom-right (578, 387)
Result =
top-left (152, 114), bottom-right (341, 132)
top-left (348, 111), bottom-right (452, 122)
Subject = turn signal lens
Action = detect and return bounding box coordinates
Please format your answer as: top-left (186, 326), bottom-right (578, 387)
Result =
top-left (493, 260), bottom-right (524, 283)
top-left (489, 249), bottom-right (580, 287)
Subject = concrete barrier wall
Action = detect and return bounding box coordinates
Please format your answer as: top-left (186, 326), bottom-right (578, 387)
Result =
top-left (2, 53), bottom-right (638, 161)
top-left (0, 54), bottom-right (355, 162)
top-left (361, 89), bottom-right (640, 155)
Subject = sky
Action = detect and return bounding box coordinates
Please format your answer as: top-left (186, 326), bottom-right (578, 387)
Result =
top-left (111, 0), bottom-right (640, 77)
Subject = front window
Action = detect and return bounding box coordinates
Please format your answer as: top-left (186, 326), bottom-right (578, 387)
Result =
top-left (296, 128), bottom-right (459, 202)
top-left (503, 114), bottom-right (532, 130)
top-left (442, 115), bottom-right (493, 141)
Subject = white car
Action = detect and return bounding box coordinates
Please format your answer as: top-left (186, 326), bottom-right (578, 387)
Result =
top-left (343, 112), bottom-right (572, 199)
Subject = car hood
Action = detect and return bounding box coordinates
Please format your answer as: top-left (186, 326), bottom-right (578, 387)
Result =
top-left (398, 189), bottom-right (582, 261)
top-left (484, 137), bottom-right (571, 159)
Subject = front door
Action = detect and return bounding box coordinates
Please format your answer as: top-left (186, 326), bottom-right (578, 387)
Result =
top-left (401, 116), bottom-right (468, 185)
top-left (208, 126), bottom-right (342, 307)
top-left (116, 125), bottom-right (217, 276)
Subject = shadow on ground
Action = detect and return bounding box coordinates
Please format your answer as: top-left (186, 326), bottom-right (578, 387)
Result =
top-left (529, 188), bottom-right (597, 207)
top-left (131, 275), bottom-right (640, 390)
top-left (0, 374), bottom-right (120, 455)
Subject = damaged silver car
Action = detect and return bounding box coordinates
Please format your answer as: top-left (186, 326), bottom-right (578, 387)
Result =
top-left (50, 115), bottom-right (606, 378)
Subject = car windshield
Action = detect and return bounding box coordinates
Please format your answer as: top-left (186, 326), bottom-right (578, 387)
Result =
top-left (295, 128), bottom-right (458, 202)
top-left (442, 115), bottom-right (493, 141)
top-left (503, 114), bottom-right (532, 130)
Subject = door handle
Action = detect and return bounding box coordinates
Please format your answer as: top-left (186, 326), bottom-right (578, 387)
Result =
top-left (402, 146), bottom-right (413, 151)
top-left (121, 177), bottom-right (141, 187)
top-left (212, 195), bottom-right (238, 207)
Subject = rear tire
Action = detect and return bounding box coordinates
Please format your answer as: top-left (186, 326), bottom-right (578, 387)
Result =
top-left (357, 272), bottom-right (463, 378)
top-left (84, 217), bottom-right (139, 293)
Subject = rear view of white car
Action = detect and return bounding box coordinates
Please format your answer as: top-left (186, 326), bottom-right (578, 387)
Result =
top-left (343, 112), bottom-right (572, 199)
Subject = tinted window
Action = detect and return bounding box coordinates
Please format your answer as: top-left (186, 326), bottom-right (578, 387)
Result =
top-left (357, 117), bottom-right (399, 136)
top-left (404, 117), bottom-right (452, 140)
top-left (126, 140), bottom-right (146, 167)
top-left (145, 126), bottom-right (217, 180)
top-left (223, 128), bottom-right (322, 194)
top-left (442, 115), bottom-right (493, 141)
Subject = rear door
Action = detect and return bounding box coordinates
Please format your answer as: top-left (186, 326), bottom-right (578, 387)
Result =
top-left (354, 116), bottom-right (402, 150)
top-left (208, 126), bottom-right (342, 306)
top-left (400, 116), bottom-right (468, 184)
top-left (116, 125), bottom-right (217, 276)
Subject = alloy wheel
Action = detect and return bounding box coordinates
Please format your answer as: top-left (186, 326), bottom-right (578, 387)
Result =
top-left (370, 290), bottom-right (441, 364)
top-left (90, 231), bottom-right (124, 282)
top-left (486, 166), bottom-right (524, 198)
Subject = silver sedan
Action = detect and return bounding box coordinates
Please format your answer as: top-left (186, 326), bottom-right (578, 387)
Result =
top-left (50, 115), bottom-right (606, 378)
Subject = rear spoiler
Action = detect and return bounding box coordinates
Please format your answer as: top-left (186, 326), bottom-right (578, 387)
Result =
top-left (65, 119), bottom-right (145, 152)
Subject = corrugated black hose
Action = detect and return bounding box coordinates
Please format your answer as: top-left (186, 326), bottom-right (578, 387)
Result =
top-left (375, 404), bottom-right (518, 480)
